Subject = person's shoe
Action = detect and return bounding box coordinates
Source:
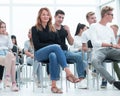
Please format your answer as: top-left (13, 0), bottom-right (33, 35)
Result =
top-left (91, 70), bottom-right (97, 77)
top-left (11, 83), bottom-right (19, 92)
top-left (0, 82), bottom-right (2, 90)
top-left (78, 79), bottom-right (88, 89)
top-left (113, 81), bottom-right (120, 90)
top-left (4, 79), bottom-right (12, 87)
top-left (66, 74), bottom-right (80, 83)
top-left (51, 87), bottom-right (63, 94)
top-left (101, 80), bottom-right (107, 88)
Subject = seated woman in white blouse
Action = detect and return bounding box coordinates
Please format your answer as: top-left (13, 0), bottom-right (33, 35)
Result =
top-left (0, 21), bottom-right (18, 91)
top-left (70, 23), bottom-right (88, 88)
top-left (70, 23), bottom-right (88, 52)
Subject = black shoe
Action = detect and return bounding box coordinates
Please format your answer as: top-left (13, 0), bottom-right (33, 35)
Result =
top-left (101, 80), bottom-right (107, 88)
top-left (92, 69), bottom-right (97, 77)
top-left (113, 81), bottom-right (120, 90)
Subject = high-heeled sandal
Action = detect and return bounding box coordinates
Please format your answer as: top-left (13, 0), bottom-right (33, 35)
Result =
top-left (11, 82), bottom-right (19, 92)
top-left (66, 74), bottom-right (80, 83)
top-left (51, 87), bottom-right (63, 94)
top-left (4, 78), bottom-right (12, 87)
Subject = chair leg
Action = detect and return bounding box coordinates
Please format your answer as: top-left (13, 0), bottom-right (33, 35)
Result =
top-left (112, 62), bottom-right (115, 88)
top-left (40, 62), bottom-right (44, 93)
top-left (33, 62), bottom-right (44, 93)
top-left (33, 73), bottom-right (35, 92)
top-left (60, 68), bottom-right (63, 89)
top-left (86, 69), bottom-right (89, 89)
top-left (96, 73), bottom-right (99, 90)
top-left (74, 64), bottom-right (77, 88)
top-left (16, 64), bottom-right (21, 90)
top-left (66, 63), bottom-right (76, 92)
top-left (25, 64), bottom-right (28, 88)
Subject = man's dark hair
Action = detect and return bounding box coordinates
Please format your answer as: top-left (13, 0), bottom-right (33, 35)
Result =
top-left (55, 9), bottom-right (65, 16)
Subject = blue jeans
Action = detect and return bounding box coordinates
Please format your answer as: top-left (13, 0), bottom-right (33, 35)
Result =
top-left (0, 49), bottom-right (8, 56)
top-left (34, 44), bottom-right (68, 80)
top-left (64, 51), bottom-right (87, 78)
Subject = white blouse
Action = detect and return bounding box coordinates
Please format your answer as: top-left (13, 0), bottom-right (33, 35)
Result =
top-left (70, 35), bottom-right (82, 52)
top-left (0, 34), bottom-right (13, 50)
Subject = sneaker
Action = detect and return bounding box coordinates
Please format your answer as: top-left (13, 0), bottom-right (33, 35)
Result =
top-left (78, 79), bottom-right (87, 89)
top-left (113, 81), bottom-right (120, 90)
top-left (0, 82), bottom-right (2, 90)
top-left (101, 79), bottom-right (107, 88)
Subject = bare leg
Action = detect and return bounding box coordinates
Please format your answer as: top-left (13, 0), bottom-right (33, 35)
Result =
top-left (64, 67), bottom-right (72, 76)
top-left (4, 52), bottom-right (13, 77)
top-left (4, 52), bottom-right (18, 91)
top-left (51, 80), bottom-right (56, 88)
top-left (51, 80), bottom-right (63, 93)
top-left (10, 55), bottom-right (16, 83)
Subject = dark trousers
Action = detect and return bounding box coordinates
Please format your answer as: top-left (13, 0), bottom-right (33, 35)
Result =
top-left (0, 65), bottom-right (4, 80)
top-left (113, 62), bottom-right (120, 80)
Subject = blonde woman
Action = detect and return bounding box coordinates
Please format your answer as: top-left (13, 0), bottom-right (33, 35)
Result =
top-left (0, 21), bottom-right (18, 91)
top-left (32, 7), bottom-right (80, 93)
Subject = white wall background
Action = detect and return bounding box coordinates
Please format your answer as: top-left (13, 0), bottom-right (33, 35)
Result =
top-left (0, 0), bottom-right (119, 48)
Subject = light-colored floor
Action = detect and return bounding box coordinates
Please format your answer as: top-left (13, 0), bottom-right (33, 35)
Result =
top-left (1, 63), bottom-right (120, 96)
top-left (0, 68), bottom-right (120, 96)
top-left (1, 87), bottom-right (119, 96)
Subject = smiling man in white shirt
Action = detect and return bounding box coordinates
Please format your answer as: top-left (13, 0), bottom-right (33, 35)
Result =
top-left (89, 6), bottom-right (120, 90)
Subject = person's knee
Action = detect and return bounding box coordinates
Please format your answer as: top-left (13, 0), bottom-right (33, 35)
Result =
top-left (91, 57), bottom-right (98, 65)
top-left (53, 44), bottom-right (61, 50)
top-left (75, 54), bottom-right (82, 61)
top-left (49, 52), bottom-right (56, 60)
top-left (6, 52), bottom-right (15, 59)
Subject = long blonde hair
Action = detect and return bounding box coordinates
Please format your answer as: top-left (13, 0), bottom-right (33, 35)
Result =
top-left (36, 7), bottom-right (55, 32)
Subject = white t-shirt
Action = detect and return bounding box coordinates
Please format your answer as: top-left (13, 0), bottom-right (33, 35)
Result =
top-left (89, 23), bottom-right (116, 50)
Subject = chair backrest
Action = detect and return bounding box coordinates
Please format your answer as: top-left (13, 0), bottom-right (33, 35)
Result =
top-left (87, 40), bottom-right (93, 48)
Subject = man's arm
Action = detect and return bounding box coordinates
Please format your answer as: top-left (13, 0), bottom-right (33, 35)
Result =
top-left (64, 25), bottom-right (74, 45)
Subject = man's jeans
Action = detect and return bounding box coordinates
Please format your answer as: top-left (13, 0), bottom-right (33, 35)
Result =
top-left (64, 50), bottom-right (87, 78)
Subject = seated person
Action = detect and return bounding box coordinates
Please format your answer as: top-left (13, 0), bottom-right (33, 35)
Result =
top-left (0, 64), bottom-right (4, 89)
top-left (90, 6), bottom-right (120, 90)
top-left (11, 35), bottom-right (24, 65)
top-left (54, 10), bottom-right (87, 80)
top-left (24, 29), bottom-right (41, 87)
top-left (32, 7), bottom-right (80, 94)
top-left (110, 24), bottom-right (120, 80)
top-left (0, 21), bottom-right (18, 91)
